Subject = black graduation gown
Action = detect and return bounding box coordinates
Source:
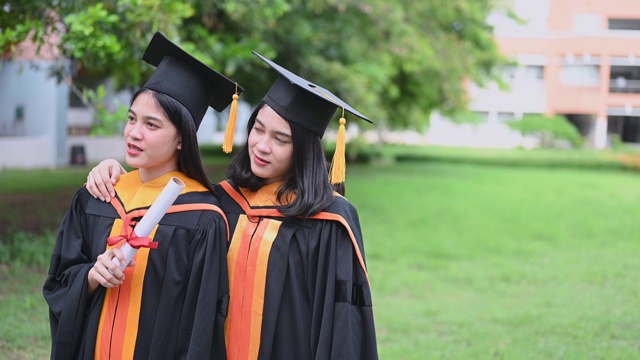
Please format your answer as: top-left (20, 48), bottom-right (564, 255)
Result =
top-left (215, 180), bottom-right (378, 360)
top-left (43, 171), bottom-right (229, 359)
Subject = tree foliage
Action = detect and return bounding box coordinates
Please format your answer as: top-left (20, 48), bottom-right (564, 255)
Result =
top-left (507, 114), bottom-right (584, 148)
top-left (1, 0), bottom-right (511, 131)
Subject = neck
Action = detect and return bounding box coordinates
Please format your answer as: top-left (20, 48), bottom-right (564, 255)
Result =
top-left (136, 165), bottom-right (178, 183)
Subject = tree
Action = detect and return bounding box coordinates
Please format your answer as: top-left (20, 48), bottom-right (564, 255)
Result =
top-left (228, 0), bottom-right (513, 131)
top-left (1, 0), bottom-right (512, 133)
top-left (507, 114), bottom-right (584, 148)
top-left (2, 1), bottom-right (208, 87)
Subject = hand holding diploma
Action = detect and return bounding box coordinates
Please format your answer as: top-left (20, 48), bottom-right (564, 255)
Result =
top-left (108, 177), bottom-right (185, 271)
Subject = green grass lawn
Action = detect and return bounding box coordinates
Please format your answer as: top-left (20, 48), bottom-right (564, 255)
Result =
top-left (350, 160), bottom-right (640, 359)
top-left (0, 264), bottom-right (51, 360)
top-left (2, 150), bottom-right (640, 359)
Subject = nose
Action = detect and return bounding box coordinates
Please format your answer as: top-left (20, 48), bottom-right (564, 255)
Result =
top-left (126, 122), bottom-right (143, 139)
top-left (255, 136), bottom-right (270, 153)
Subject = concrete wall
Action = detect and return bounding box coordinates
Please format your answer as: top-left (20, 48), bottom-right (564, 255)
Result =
top-left (0, 59), bottom-right (68, 167)
top-left (0, 135), bottom-right (125, 170)
top-left (0, 136), bottom-right (52, 169)
top-left (66, 136), bottom-right (126, 165)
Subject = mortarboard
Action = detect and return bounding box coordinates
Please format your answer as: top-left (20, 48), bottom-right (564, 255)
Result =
top-left (252, 51), bottom-right (372, 138)
top-left (141, 32), bottom-right (243, 131)
top-left (252, 51), bottom-right (373, 184)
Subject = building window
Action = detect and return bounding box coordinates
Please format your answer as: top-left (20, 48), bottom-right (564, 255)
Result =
top-left (501, 65), bottom-right (544, 85)
top-left (523, 65), bottom-right (544, 81)
top-left (560, 65), bottom-right (600, 86)
top-left (610, 65), bottom-right (640, 93)
top-left (497, 112), bottom-right (515, 123)
top-left (608, 18), bottom-right (640, 31)
top-left (473, 111), bottom-right (489, 124)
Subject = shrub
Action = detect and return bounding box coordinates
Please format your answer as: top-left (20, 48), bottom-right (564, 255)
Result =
top-left (200, 144), bottom-right (233, 158)
top-left (346, 136), bottom-right (383, 163)
top-left (507, 114), bottom-right (584, 148)
top-left (323, 136), bottom-right (383, 164)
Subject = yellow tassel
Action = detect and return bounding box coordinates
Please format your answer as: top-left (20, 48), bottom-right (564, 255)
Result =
top-left (330, 117), bottom-right (347, 184)
top-left (222, 93), bottom-right (239, 153)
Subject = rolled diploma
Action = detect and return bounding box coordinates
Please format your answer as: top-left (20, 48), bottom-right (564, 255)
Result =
top-left (112, 176), bottom-right (185, 271)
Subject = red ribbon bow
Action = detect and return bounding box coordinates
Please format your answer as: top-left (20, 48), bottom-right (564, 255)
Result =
top-left (107, 216), bottom-right (158, 249)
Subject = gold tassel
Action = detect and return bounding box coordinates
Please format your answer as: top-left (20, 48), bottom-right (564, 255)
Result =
top-left (222, 86), bottom-right (239, 153)
top-left (330, 115), bottom-right (347, 184)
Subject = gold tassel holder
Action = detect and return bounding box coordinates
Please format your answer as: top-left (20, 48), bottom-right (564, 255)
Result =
top-left (222, 84), bottom-right (239, 153)
top-left (330, 109), bottom-right (347, 184)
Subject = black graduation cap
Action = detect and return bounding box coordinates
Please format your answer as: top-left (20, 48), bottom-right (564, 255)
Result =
top-left (141, 32), bottom-right (244, 129)
top-left (252, 51), bottom-right (372, 138)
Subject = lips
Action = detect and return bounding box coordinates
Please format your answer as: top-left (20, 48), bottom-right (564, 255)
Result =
top-left (127, 142), bottom-right (143, 155)
top-left (253, 153), bottom-right (269, 166)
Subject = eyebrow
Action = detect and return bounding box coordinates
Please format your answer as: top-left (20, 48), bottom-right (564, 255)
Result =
top-left (128, 109), bottom-right (165, 123)
top-left (255, 118), bottom-right (292, 139)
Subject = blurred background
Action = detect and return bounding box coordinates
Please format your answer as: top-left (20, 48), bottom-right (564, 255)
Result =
top-left (3, 0), bottom-right (640, 168)
top-left (1, 0), bottom-right (640, 359)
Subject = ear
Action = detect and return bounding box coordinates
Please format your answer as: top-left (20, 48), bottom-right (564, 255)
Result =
top-left (177, 137), bottom-right (182, 150)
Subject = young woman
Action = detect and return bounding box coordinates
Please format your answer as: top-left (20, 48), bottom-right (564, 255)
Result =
top-left (86, 52), bottom-right (379, 359)
top-left (43, 32), bottom-right (243, 359)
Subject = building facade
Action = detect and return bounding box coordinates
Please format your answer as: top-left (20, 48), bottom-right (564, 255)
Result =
top-left (466, 0), bottom-right (640, 149)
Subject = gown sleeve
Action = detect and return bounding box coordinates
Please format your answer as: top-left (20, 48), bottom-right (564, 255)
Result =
top-left (310, 198), bottom-right (379, 360)
top-left (42, 188), bottom-right (105, 359)
top-left (174, 208), bottom-right (230, 360)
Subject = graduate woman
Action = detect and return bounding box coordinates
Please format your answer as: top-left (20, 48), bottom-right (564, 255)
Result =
top-left (43, 32), bottom-right (243, 359)
top-left (86, 52), bottom-right (379, 359)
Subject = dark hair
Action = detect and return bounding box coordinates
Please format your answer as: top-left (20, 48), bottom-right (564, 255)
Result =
top-left (332, 182), bottom-right (345, 196)
top-left (130, 88), bottom-right (215, 194)
top-left (327, 159), bottom-right (345, 196)
top-left (226, 102), bottom-right (334, 217)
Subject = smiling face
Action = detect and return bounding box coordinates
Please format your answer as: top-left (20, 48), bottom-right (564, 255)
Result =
top-left (124, 91), bottom-right (181, 182)
top-left (247, 105), bottom-right (294, 184)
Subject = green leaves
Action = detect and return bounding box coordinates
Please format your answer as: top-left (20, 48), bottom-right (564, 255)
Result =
top-left (507, 114), bottom-right (585, 148)
top-left (80, 84), bottom-right (128, 136)
top-left (2, 0), bottom-right (511, 133)
top-left (63, 4), bottom-right (122, 63)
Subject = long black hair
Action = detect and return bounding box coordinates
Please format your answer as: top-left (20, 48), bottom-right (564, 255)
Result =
top-left (131, 88), bottom-right (215, 194)
top-left (226, 102), bottom-right (334, 217)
